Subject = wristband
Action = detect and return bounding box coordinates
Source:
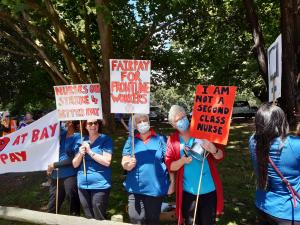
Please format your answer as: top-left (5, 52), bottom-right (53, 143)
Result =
top-left (90, 152), bottom-right (95, 157)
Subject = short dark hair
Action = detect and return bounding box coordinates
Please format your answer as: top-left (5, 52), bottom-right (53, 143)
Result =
top-left (82, 120), bottom-right (102, 135)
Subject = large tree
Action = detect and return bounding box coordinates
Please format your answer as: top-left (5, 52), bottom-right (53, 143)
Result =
top-left (243, 0), bottom-right (300, 123)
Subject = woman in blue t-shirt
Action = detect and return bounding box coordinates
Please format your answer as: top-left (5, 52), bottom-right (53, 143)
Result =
top-left (249, 103), bottom-right (300, 224)
top-left (47, 121), bottom-right (81, 215)
top-left (121, 114), bottom-right (173, 225)
top-left (72, 119), bottom-right (113, 220)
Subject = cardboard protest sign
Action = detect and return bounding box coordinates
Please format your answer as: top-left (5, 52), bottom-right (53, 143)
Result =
top-left (54, 84), bottom-right (103, 121)
top-left (110, 59), bottom-right (151, 114)
top-left (0, 110), bottom-right (59, 174)
top-left (190, 85), bottom-right (236, 145)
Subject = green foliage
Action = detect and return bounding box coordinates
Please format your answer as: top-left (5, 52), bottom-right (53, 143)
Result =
top-left (0, 54), bottom-right (55, 115)
top-left (0, 0), bottom-right (280, 111)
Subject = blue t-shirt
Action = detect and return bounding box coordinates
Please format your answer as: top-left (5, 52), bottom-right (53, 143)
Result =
top-left (180, 137), bottom-right (215, 195)
top-left (122, 133), bottom-right (169, 197)
top-left (51, 131), bottom-right (80, 179)
top-left (74, 134), bottom-right (113, 190)
top-left (249, 135), bottom-right (300, 221)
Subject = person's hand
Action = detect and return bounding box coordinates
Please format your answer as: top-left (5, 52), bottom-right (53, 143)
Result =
top-left (47, 163), bottom-right (54, 176)
top-left (167, 181), bottom-right (175, 195)
top-left (82, 142), bottom-right (91, 155)
top-left (182, 156), bottom-right (192, 164)
top-left (201, 139), bottom-right (217, 154)
top-left (79, 145), bottom-right (87, 155)
top-left (126, 157), bottom-right (137, 171)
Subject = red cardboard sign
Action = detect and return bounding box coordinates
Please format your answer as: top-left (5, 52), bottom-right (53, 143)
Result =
top-left (190, 85), bottom-right (236, 145)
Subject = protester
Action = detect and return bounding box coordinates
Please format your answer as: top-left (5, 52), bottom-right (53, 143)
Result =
top-left (1, 111), bottom-right (16, 136)
top-left (249, 103), bottom-right (300, 224)
top-left (121, 114), bottom-right (173, 225)
top-left (165, 105), bottom-right (224, 225)
top-left (46, 121), bottom-right (81, 215)
top-left (18, 112), bottom-right (34, 129)
top-left (72, 119), bottom-right (113, 220)
top-left (115, 113), bottom-right (129, 131)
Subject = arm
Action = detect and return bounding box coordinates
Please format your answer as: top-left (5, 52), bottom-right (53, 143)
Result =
top-left (170, 156), bottom-right (192, 171)
top-left (88, 150), bottom-right (112, 167)
top-left (72, 147), bottom-right (85, 168)
top-left (86, 137), bottom-right (113, 167)
top-left (47, 159), bottom-right (73, 175)
top-left (54, 159), bottom-right (73, 168)
top-left (167, 172), bottom-right (176, 195)
top-left (120, 118), bottom-right (129, 131)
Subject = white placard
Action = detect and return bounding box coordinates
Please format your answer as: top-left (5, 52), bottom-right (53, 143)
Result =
top-left (268, 34), bottom-right (282, 102)
top-left (54, 84), bottom-right (103, 121)
top-left (110, 59), bottom-right (151, 114)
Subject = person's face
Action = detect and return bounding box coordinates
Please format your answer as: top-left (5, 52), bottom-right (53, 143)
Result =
top-left (25, 113), bottom-right (32, 120)
top-left (173, 112), bottom-right (186, 127)
top-left (86, 119), bottom-right (99, 135)
top-left (65, 121), bottom-right (73, 130)
top-left (135, 116), bottom-right (149, 127)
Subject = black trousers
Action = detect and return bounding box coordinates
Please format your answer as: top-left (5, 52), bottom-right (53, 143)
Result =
top-left (182, 191), bottom-right (217, 225)
top-left (78, 188), bottom-right (110, 220)
top-left (257, 208), bottom-right (300, 225)
top-left (128, 193), bottom-right (164, 225)
top-left (48, 176), bottom-right (80, 215)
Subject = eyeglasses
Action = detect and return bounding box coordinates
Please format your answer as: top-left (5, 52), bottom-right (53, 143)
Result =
top-left (87, 121), bottom-right (98, 126)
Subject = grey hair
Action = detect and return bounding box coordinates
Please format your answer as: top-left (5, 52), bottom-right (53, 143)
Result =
top-left (132, 114), bottom-right (149, 128)
top-left (168, 105), bottom-right (186, 125)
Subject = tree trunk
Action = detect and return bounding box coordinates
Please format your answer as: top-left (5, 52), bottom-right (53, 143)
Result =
top-left (95, 0), bottom-right (115, 133)
top-left (243, 0), bottom-right (268, 101)
top-left (280, 0), bottom-right (297, 124)
top-left (295, 0), bottom-right (300, 125)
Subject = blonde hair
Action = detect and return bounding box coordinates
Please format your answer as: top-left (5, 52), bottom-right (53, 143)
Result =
top-left (132, 114), bottom-right (149, 128)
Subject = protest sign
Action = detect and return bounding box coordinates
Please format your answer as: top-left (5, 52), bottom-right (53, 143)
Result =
top-left (54, 84), bottom-right (103, 121)
top-left (0, 110), bottom-right (60, 174)
top-left (190, 85), bottom-right (236, 145)
top-left (268, 34), bottom-right (282, 103)
top-left (110, 59), bottom-right (151, 114)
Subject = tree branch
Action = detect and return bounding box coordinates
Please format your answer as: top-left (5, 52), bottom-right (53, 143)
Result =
top-left (0, 47), bottom-right (31, 56)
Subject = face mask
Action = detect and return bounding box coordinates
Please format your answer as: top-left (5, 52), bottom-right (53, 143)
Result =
top-left (176, 116), bottom-right (189, 131)
top-left (137, 122), bottom-right (150, 134)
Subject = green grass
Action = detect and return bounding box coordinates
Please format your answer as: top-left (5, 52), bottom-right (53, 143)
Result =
top-left (0, 120), bottom-right (258, 225)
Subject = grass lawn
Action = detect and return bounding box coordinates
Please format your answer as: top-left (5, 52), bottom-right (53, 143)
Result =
top-left (0, 119), bottom-right (258, 225)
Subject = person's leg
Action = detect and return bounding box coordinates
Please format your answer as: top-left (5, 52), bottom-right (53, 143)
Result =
top-left (127, 193), bottom-right (145, 224)
top-left (48, 178), bottom-right (65, 214)
top-left (143, 195), bottom-right (164, 225)
top-left (182, 191), bottom-right (197, 225)
top-left (63, 176), bottom-right (81, 216)
top-left (91, 189), bottom-right (110, 220)
top-left (78, 188), bottom-right (94, 218)
top-left (198, 191), bottom-right (217, 225)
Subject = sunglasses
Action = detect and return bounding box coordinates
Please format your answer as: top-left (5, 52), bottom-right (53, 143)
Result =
top-left (87, 121), bottom-right (98, 126)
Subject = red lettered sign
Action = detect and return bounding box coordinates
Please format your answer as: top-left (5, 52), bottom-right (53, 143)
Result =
top-left (190, 85), bottom-right (236, 145)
